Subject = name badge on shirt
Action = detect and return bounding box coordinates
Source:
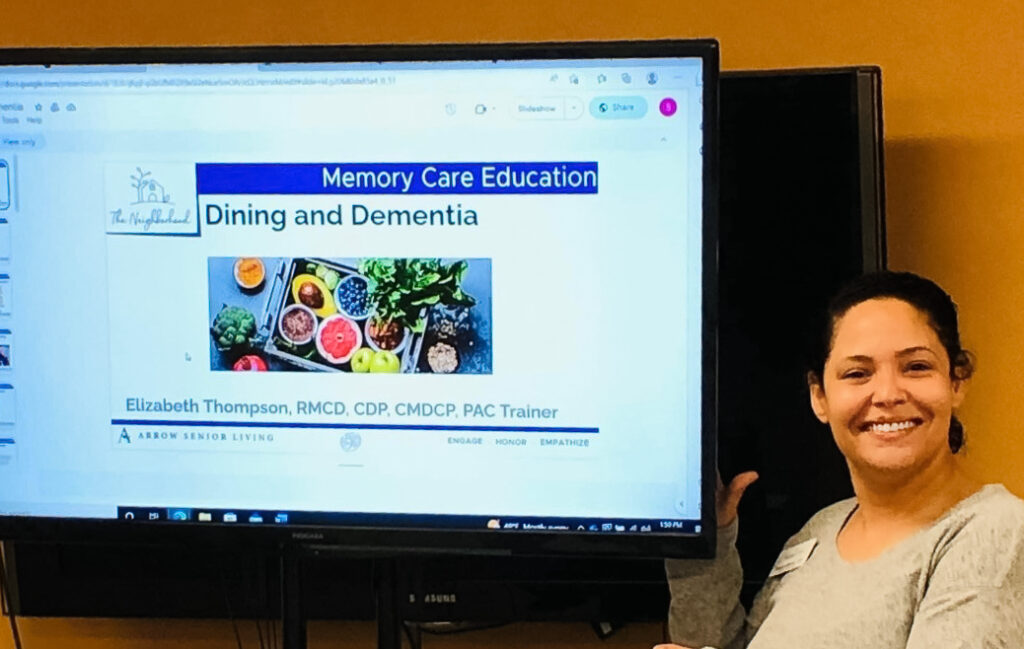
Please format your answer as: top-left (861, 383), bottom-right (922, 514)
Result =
top-left (768, 538), bottom-right (818, 578)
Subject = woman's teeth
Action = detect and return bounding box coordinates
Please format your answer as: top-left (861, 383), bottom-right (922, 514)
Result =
top-left (868, 420), bottom-right (917, 433)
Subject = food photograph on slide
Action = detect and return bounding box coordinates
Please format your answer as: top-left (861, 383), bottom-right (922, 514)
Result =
top-left (208, 256), bottom-right (493, 374)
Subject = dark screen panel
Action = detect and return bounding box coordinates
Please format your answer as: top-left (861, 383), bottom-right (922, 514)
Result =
top-left (717, 67), bottom-right (884, 597)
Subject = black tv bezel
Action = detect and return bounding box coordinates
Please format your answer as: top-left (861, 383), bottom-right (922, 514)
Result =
top-left (0, 39), bottom-right (719, 559)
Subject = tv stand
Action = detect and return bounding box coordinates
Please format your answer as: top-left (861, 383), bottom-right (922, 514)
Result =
top-left (280, 545), bottom-right (404, 649)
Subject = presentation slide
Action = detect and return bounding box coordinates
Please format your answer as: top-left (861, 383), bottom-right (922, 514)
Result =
top-left (0, 56), bottom-right (705, 534)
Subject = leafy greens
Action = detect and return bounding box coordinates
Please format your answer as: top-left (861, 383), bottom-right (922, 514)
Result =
top-left (359, 258), bottom-right (476, 334)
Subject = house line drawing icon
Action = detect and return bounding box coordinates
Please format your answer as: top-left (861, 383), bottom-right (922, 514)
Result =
top-left (131, 167), bottom-right (173, 205)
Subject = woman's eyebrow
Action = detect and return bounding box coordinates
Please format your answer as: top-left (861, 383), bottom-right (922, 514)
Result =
top-left (896, 346), bottom-right (938, 357)
top-left (837, 347), bottom-right (937, 363)
top-left (839, 355), bottom-right (873, 363)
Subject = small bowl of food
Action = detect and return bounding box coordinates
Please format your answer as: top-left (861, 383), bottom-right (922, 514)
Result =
top-left (278, 304), bottom-right (317, 346)
top-left (426, 341), bottom-right (459, 374)
top-left (335, 274), bottom-right (371, 320)
top-left (233, 257), bottom-right (265, 291)
top-left (317, 315), bottom-right (363, 364)
top-left (364, 318), bottom-right (409, 354)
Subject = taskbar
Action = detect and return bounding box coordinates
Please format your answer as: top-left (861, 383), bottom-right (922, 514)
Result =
top-left (116, 506), bottom-right (702, 536)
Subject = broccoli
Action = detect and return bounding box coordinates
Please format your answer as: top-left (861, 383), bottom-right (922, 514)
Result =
top-left (212, 305), bottom-right (257, 351)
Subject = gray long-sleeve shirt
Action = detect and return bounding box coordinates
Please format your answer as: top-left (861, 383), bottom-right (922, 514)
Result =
top-left (666, 484), bottom-right (1024, 649)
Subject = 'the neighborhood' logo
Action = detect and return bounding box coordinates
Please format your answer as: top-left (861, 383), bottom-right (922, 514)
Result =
top-left (132, 167), bottom-right (172, 205)
top-left (105, 164), bottom-right (198, 236)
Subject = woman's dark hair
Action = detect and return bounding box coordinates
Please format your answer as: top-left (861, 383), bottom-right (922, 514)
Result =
top-left (806, 271), bottom-right (974, 453)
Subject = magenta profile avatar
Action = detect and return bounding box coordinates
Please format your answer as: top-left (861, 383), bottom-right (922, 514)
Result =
top-left (659, 97), bottom-right (678, 117)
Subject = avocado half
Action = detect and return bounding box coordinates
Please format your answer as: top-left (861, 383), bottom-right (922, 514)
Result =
top-left (290, 273), bottom-right (337, 318)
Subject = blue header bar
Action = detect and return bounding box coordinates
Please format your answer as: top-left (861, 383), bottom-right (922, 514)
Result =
top-left (195, 163), bottom-right (598, 195)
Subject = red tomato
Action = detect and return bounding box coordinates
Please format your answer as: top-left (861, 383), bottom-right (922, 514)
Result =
top-left (233, 355), bottom-right (268, 371)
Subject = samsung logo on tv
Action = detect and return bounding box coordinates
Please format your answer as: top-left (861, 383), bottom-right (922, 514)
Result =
top-left (409, 593), bottom-right (457, 604)
top-left (290, 532), bottom-right (324, 540)
top-left (425, 593), bottom-right (457, 604)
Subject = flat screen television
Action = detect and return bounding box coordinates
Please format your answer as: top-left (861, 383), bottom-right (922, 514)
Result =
top-left (0, 40), bottom-right (718, 559)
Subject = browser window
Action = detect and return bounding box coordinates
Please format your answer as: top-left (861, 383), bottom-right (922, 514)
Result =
top-left (0, 56), bottom-right (704, 533)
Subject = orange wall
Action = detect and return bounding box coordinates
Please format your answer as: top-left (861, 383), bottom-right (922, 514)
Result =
top-left (4, 2), bottom-right (1024, 647)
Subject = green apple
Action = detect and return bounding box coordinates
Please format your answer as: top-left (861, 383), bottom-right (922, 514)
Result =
top-left (369, 350), bottom-right (401, 373)
top-left (350, 347), bottom-right (373, 373)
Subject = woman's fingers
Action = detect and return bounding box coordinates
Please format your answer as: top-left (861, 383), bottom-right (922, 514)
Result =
top-left (717, 470), bottom-right (759, 527)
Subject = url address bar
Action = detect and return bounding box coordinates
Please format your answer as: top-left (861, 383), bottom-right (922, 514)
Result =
top-left (1, 75), bottom-right (398, 90)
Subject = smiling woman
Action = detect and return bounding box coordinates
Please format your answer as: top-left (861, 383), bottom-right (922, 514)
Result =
top-left (807, 275), bottom-right (975, 489)
top-left (659, 271), bottom-right (1024, 649)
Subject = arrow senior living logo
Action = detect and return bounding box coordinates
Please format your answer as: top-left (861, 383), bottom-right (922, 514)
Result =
top-left (105, 163), bottom-right (198, 236)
